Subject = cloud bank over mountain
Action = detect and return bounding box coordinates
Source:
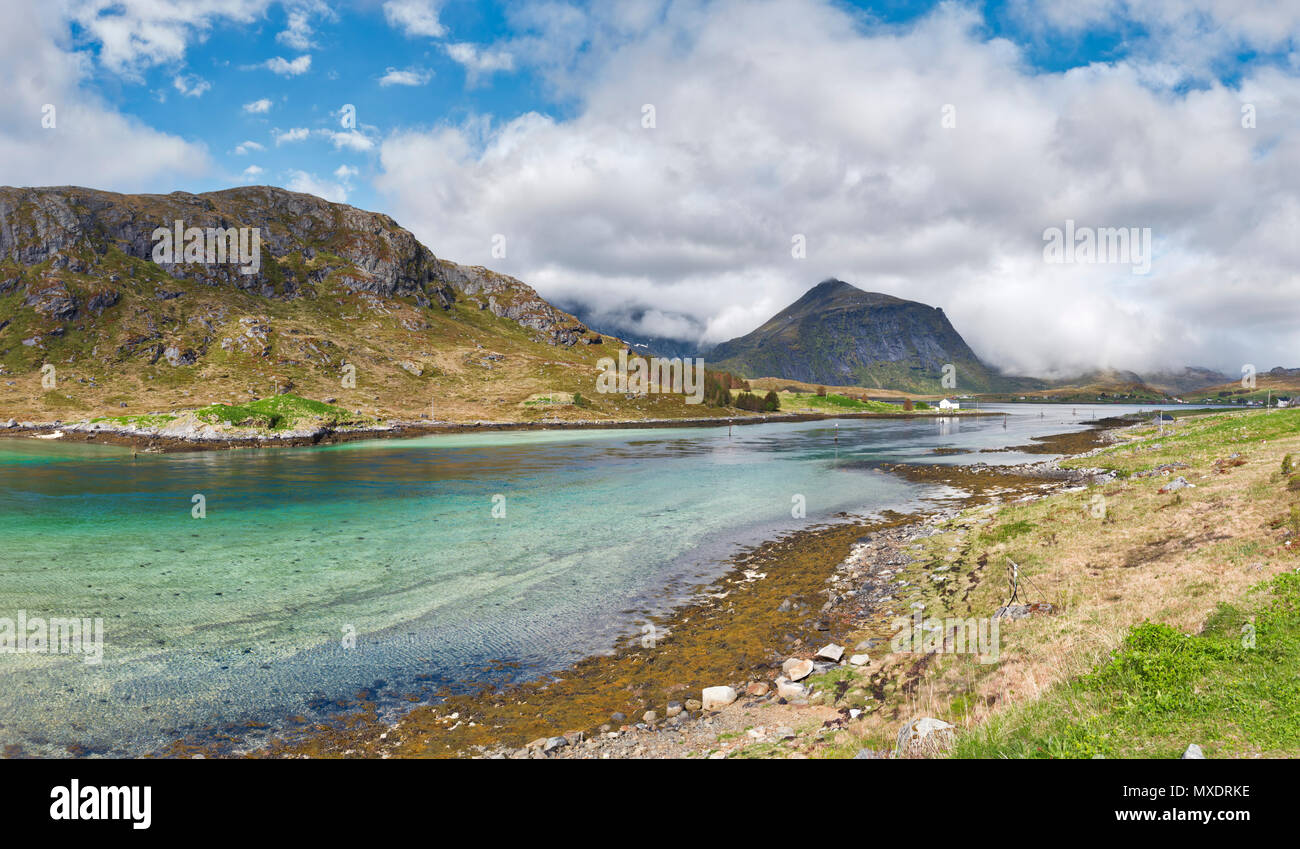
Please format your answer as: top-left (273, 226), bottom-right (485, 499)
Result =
top-left (373, 0), bottom-right (1300, 378)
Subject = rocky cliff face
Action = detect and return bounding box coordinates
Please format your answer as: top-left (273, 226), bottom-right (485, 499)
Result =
top-left (434, 260), bottom-right (593, 347)
top-left (709, 279), bottom-right (1005, 393)
top-left (0, 185), bottom-right (613, 422)
top-left (0, 185), bottom-right (593, 346)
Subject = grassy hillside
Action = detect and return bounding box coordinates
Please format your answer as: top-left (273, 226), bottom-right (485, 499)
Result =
top-left (0, 186), bottom-right (749, 425)
top-left (778, 391), bottom-right (909, 413)
top-left (0, 267), bottom-right (695, 424)
top-left (947, 409), bottom-right (1300, 757)
top-left (714, 406), bottom-right (1300, 758)
top-left (1179, 367), bottom-right (1300, 405)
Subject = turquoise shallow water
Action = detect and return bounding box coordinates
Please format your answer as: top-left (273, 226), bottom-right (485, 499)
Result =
top-left (0, 404), bottom-right (1179, 756)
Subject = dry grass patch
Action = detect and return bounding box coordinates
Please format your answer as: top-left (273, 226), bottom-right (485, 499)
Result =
top-left (817, 408), bottom-right (1300, 757)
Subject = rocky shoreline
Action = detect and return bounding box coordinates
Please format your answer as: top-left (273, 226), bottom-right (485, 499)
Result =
top-left (224, 415), bottom-right (1129, 760)
top-left (480, 458), bottom-right (1119, 759)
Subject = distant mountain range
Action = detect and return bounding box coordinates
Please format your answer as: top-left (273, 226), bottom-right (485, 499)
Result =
top-left (554, 304), bottom-right (703, 361)
top-left (1132, 367), bottom-right (1234, 394)
top-left (575, 279), bottom-right (1255, 399)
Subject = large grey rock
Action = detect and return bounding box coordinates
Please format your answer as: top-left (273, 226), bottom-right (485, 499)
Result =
top-left (775, 677), bottom-right (808, 700)
top-left (701, 686), bottom-right (737, 711)
top-left (816, 643), bottom-right (844, 662)
top-left (895, 717), bottom-right (956, 758)
top-left (782, 657), bottom-right (814, 681)
top-left (163, 345), bottom-right (196, 367)
top-left (1181, 743), bottom-right (1205, 759)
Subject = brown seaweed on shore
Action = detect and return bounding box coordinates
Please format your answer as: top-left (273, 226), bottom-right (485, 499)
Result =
top-left (980, 416), bottom-right (1132, 455)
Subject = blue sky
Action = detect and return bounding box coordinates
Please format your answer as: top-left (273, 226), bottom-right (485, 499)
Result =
top-left (7, 0), bottom-right (1300, 375)
top-left (68, 1), bottom-right (550, 209)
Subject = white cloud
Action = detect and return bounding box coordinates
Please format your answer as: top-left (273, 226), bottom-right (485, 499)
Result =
top-left (375, 0), bottom-right (1300, 377)
top-left (379, 66), bottom-right (433, 87)
top-left (273, 127), bottom-right (310, 145)
top-left (262, 55), bottom-right (312, 76)
top-left (323, 130), bottom-right (375, 152)
top-left (243, 98), bottom-right (273, 113)
top-left (172, 73), bottom-right (210, 97)
top-left (277, 12), bottom-right (313, 50)
top-left (66, 0), bottom-right (270, 77)
top-left (443, 43), bottom-right (515, 84)
top-left (241, 164), bottom-right (264, 180)
top-left (334, 164), bottom-right (358, 180)
top-left (1009, 0), bottom-right (1300, 85)
top-left (286, 169), bottom-right (349, 203)
top-left (0, 2), bottom-right (210, 190)
top-left (382, 0), bottom-right (445, 38)
top-left (234, 140), bottom-right (265, 155)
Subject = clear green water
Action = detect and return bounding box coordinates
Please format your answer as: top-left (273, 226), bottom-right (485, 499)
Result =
top-left (0, 405), bottom-right (1167, 756)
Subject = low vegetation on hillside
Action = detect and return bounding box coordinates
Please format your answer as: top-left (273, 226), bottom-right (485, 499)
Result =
top-left (192, 394), bottom-right (371, 431)
top-left (954, 570), bottom-right (1300, 757)
top-left (780, 391), bottom-right (900, 413)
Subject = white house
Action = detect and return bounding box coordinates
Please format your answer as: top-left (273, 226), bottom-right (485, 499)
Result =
top-left (938, 398), bottom-right (960, 410)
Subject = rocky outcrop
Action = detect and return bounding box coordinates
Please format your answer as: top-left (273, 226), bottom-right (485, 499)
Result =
top-left (0, 185), bottom-right (596, 347)
top-left (22, 276), bottom-right (77, 319)
top-left (0, 185), bottom-right (455, 305)
top-left (436, 260), bottom-right (597, 347)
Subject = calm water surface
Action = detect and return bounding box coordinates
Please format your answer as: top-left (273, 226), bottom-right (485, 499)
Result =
top-left (0, 403), bottom-right (1181, 755)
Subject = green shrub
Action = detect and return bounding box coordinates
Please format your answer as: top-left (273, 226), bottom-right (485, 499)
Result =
top-left (981, 519), bottom-right (1034, 543)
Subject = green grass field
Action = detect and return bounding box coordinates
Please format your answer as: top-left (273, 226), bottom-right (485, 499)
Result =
top-left (952, 571), bottom-right (1300, 758)
top-left (193, 393), bottom-right (371, 431)
top-left (780, 392), bottom-right (903, 413)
